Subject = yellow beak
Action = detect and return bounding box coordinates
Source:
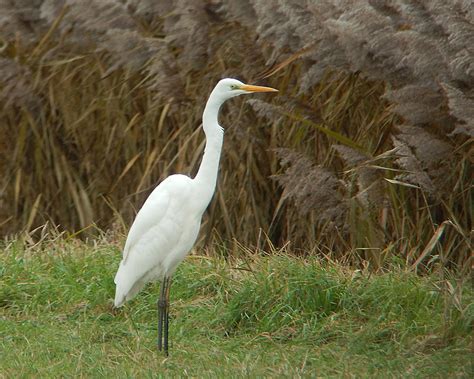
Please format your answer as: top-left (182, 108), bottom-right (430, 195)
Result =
top-left (239, 84), bottom-right (278, 93)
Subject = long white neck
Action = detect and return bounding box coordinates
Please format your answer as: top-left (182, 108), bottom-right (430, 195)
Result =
top-left (193, 92), bottom-right (225, 205)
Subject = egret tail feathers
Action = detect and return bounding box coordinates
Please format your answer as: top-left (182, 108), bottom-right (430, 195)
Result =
top-left (114, 261), bottom-right (148, 307)
top-left (114, 279), bottom-right (147, 307)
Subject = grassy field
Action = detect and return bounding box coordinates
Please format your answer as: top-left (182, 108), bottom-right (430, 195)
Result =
top-left (1, 237), bottom-right (472, 378)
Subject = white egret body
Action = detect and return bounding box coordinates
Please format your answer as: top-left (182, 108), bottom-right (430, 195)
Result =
top-left (113, 78), bottom-right (277, 354)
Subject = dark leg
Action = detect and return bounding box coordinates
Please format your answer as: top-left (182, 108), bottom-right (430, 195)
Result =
top-left (157, 276), bottom-right (167, 352)
top-left (163, 277), bottom-right (172, 355)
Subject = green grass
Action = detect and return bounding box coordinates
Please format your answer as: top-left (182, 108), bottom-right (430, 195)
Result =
top-left (1, 238), bottom-right (472, 377)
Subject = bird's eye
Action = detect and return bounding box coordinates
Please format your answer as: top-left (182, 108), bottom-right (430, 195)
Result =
top-left (230, 84), bottom-right (237, 90)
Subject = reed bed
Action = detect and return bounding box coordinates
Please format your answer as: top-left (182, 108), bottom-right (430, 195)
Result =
top-left (0, 1), bottom-right (471, 272)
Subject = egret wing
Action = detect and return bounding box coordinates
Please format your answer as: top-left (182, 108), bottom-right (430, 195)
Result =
top-left (122, 184), bottom-right (171, 263)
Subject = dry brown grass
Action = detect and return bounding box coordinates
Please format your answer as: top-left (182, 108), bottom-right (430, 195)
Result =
top-left (0, 1), bottom-right (471, 272)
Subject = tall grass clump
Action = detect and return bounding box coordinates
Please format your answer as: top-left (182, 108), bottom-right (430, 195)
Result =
top-left (0, 1), bottom-right (472, 270)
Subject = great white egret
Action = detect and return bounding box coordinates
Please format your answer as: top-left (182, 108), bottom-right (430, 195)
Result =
top-left (113, 78), bottom-right (278, 355)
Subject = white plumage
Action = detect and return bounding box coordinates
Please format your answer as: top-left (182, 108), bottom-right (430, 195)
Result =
top-left (112, 78), bottom-right (277, 354)
top-left (114, 174), bottom-right (201, 306)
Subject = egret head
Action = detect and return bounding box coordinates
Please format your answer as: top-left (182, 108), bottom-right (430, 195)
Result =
top-left (212, 78), bottom-right (278, 101)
